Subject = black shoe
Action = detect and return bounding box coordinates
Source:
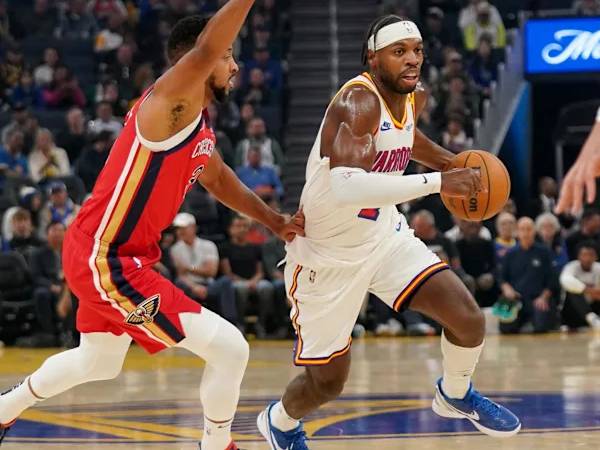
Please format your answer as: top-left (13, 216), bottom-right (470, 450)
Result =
top-left (0, 419), bottom-right (15, 446)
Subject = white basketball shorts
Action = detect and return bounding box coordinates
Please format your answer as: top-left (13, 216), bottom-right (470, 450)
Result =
top-left (284, 226), bottom-right (449, 366)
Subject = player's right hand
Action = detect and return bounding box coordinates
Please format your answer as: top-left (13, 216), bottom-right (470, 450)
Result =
top-left (440, 168), bottom-right (484, 198)
top-left (555, 152), bottom-right (600, 215)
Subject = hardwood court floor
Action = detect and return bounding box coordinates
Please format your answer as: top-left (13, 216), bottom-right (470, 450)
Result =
top-left (1, 332), bottom-right (600, 449)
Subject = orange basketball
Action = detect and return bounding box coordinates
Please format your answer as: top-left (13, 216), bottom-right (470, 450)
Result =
top-left (440, 150), bottom-right (511, 221)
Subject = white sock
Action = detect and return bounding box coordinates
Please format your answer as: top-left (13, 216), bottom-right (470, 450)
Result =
top-left (175, 311), bottom-right (249, 449)
top-left (441, 331), bottom-right (484, 399)
top-left (270, 400), bottom-right (300, 432)
top-left (0, 377), bottom-right (42, 424)
top-left (202, 416), bottom-right (233, 450)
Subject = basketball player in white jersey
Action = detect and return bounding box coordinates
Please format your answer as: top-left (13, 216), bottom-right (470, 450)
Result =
top-left (257, 16), bottom-right (520, 449)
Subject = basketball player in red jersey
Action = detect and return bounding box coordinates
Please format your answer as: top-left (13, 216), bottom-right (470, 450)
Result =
top-left (0, 2), bottom-right (303, 449)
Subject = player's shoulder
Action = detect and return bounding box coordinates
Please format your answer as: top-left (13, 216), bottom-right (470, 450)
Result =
top-left (333, 81), bottom-right (380, 112)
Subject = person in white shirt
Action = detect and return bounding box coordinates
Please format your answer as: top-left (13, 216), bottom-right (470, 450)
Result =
top-left (559, 241), bottom-right (600, 329)
top-left (28, 128), bottom-right (70, 183)
top-left (87, 101), bottom-right (123, 138)
top-left (170, 213), bottom-right (238, 327)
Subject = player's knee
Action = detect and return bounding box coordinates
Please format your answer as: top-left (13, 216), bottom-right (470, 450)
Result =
top-left (454, 295), bottom-right (485, 344)
top-left (229, 327), bottom-right (250, 367)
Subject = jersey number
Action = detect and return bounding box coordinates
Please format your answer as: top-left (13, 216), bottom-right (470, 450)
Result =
top-left (358, 208), bottom-right (380, 221)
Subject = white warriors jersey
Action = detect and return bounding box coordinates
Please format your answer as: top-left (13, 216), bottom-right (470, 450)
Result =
top-left (286, 73), bottom-right (417, 268)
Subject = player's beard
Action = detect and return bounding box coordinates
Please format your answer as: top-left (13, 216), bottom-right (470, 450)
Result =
top-left (380, 68), bottom-right (419, 95)
top-left (208, 76), bottom-right (229, 103)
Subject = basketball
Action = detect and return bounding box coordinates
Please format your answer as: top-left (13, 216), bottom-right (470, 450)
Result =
top-left (440, 150), bottom-right (511, 221)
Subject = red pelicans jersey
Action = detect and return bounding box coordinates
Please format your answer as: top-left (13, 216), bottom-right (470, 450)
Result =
top-left (64, 88), bottom-right (215, 353)
top-left (74, 88), bottom-right (216, 263)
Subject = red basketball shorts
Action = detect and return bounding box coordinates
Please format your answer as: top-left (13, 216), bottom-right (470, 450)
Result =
top-left (63, 225), bottom-right (201, 354)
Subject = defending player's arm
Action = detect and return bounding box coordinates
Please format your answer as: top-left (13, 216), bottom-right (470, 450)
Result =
top-left (323, 86), bottom-right (482, 208)
top-left (411, 89), bottom-right (455, 171)
top-left (137, 0), bottom-right (255, 142)
top-left (199, 151), bottom-right (304, 242)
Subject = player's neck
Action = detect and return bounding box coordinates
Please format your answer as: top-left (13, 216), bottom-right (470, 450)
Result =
top-left (368, 72), bottom-right (408, 119)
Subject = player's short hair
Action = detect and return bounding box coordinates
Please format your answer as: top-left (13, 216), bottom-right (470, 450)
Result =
top-left (167, 15), bottom-right (209, 65)
top-left (46, 220), bottom-right (65, 233)
top-left (12, 207), bottom-right (31, 222)
top-left (361, 14), bottom-right (407, 66)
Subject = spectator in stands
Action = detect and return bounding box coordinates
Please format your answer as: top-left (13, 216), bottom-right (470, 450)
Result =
top-left (237, 68), bottom-right (275, 107)
top-left (89, 0), bottom-right (128, 24)
top-left (446, 217), bottom-right (492, 242)
top-left (463, 1), bottom-right (506, 52)
top-left (0, 0), bottom-right (25, 45)
top-left (245, 46), bottom-right (283, 91)
top-left (55, 0), bottom-right (98, 39)
top-left (220, 215), bottom-right (274, 338)
top-left (57, 107), bottom-right (88, 163)
top-left (262, 223), bottom-right (290, 338)
top-left (0, 45), bottom-right (25, 91)
top-left (95, 81), bottom-right (128, 117)
top-left (94, 12), bottom-right (125, 55)
top-left (1, 103), bottom-right (29, 148)
top-left (442, 113), bottom-right (472, 153)
top-left (39, 181), bottom-right (79, 236)
top-left (421, 7), bottom-right (447, 68)
top-left (10, 71), bottom-right (43, 109)
top-left (499, 217), bottom-right (556, 334)
top-left (457, 221), bottom-right (497, 307)
top-left (2, 186), bottom-right (43, 241)
top-left (528, 176), bottom-right (558, 219)
top-left (494, 211), bottom-right (517, 262)
top-left (42, 66), bottom-right (86, 109)
top-left (206, 102), bottom-right (235, 167)
top-left (160, 0), bottom-right (199, 27)
top-left (88, 101), bottom-right (123, 137)
top-left (468, 34), bottom-right (498, 98)
top-left (0, 129), bottom-right (28, 193)
top-left (566, 209), bottom-right (600, 259)
top-left (22, 0), bottom-right (59, 38)
top-left (572, 0), bottom-right (600, 15)
top-left (26, 221), bottom-right (72, 347)
top-left (236, 146), bottom-right (284, 201)
top-left (459, 0), bottom-right (502, 32)
top-left (33, 47), bottom-right (60, 88)
top-left (4, 208), bottom-right (43, 256)
top-left (411, 210), bottom-right (460, 269)
top-left (28, 128), bottom-right (71, 183)
top-left (536, 212), bottom-right (569, 270)
top-left (235, 117), bottom-right (284, 174)
top-left (560, 241), bottom-right (600, 329)
top-left (227, 101), bottom-right (254, 144)
top-left (170, 212), bottom-right (238, 327)
top-left (434, 75), bottom-right (478, 129)
top-left (75, 130), bottom-right (112, 192)
top-left (106, 44), bottom-right (137, 100)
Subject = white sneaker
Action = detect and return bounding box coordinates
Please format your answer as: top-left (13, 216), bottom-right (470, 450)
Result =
top-left (375, 323), bottom-right (392, 336)
top-left (587, 313), bottom-right (600, 330)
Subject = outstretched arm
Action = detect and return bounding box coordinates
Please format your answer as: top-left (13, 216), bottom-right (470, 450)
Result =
top-left (199, 152), bottom-right (304, 242)
top-left (138, 0), bottom-right (255, 142)
top-left (556, 110), bottom-right (600, 215)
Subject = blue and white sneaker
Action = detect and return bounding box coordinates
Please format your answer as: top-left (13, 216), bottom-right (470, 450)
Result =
top-left (257, 402), bottom-right (308, 450)
top-left (432, 378), bottom-right (521, 438)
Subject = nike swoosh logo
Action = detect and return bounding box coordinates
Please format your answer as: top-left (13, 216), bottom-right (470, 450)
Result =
top-left (446, 401), bottom-right (480, 421)
top-left (422, 175), bottom-right (428, 184)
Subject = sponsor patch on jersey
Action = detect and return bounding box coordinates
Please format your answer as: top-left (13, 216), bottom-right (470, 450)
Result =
top-left (192, 138), bottom-right (215, 159)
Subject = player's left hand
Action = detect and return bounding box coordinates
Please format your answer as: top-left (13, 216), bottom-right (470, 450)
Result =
top-left (274, 209), bottom-right (305, 243)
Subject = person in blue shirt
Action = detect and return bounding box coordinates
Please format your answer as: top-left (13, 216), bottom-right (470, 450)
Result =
top-left (236, 145), bottom-right (284, 200)
top-left (0, 129), bottom-right (28, 193)
top-left (499, 217), bottom-right (557, 334)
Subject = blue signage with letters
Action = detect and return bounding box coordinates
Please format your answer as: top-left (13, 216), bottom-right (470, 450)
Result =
top-left (525, 17), bottom-right (600, 74)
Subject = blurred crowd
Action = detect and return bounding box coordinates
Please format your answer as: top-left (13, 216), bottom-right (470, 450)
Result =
top-left (1, 0), bottom-right (599, 348)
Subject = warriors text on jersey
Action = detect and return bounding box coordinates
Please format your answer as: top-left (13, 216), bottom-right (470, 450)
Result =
top-left (286, 73), bottom-right (417, 268)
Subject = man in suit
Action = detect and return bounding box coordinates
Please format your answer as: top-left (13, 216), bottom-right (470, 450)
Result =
top-left (24, 221), bottom-right (73, 346)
